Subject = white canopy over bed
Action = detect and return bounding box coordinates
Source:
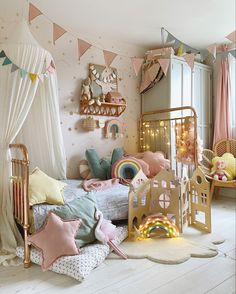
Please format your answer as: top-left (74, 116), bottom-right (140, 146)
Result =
top-left (0, 20), bottom-right (66, 264)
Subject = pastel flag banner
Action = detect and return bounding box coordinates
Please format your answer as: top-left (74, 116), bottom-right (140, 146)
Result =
top-left (200, 50), bottom-right (209, 61)
top-left (140, 71), bottom-right (152, 93)
top-left (131, 57), bottom-right (144, 76)
top-left (0, 50), bottom-right (6, 58)
top-left (29, 3), bottom-right (43, 24)
top-left (174, 39), bottom-right (181, 49)
top-left (183, 53), bottom-right (195, 70)
top-left (38, 74), bottom-right (44, 83)
top-left (53, 23), bottom-right (67, 44)
top-left (11, 64), bottom-right (19, 72)
top-left (158, 58), bottom-right (170, 76)
top-left (147, 63), bottom-right (159, 81)
top-left (29, 73), bottom-right (37, 82)
top-left (47, 64), bottom-right (55, 73)
top-left (177, 44), bottom-right (184, 56)
top-left (78, 39), bottom-right (92, 59)
top-left (2, 57), bottom-right (12, 66)
top-left (103, 50), bottom-right (117, 67)
top-left (166, 32), bottom-right (175, 43)
top-left (226, 30), bottom-right (236, 43)
top-left (206, 44), bottom-right (216, 59)
top-left (20, 69), bottom-right (28, 78)
top-left (229, 49), bottom-right (236, 58)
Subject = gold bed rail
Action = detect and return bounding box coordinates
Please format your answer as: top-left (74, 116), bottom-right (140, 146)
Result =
top-left (139, 106), bottom-right (198, 178)
top-left (9, 144), bottom-right (31, 268)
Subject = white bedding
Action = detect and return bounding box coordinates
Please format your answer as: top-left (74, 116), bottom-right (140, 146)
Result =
top-left (33, 180), bottom-right (129, 230)
top-left (16, 226), bottom-right (128, 282)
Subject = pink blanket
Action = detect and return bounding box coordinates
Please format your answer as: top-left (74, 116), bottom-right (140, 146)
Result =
top-left (82, 178), bottom-right (120, 192)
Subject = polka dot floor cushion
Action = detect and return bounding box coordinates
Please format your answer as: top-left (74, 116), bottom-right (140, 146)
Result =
top-left (79, 159), bottom-right (92, 179)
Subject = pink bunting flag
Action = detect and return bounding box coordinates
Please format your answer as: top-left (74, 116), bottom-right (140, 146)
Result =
top-left (147, 63), bottom-right (159, 81)
top-left (78, 39), bottom-right (92, 59)
top-left (183, 53), bottom-right (195, 70)
top-left (158, 58), bottom-right (170, 76)
top-left (226, 30), bottom-right (236, 43)
top-left (140, 71), bottom-right (151, 93)
top-left (131, 57), bottom-right (144, 76)
top-left (207, 44), bottom-right (217, 59)
top-left (47, 64), bottom-right (55, 74)
top-left (29, 3), bottom-right (43, 24)
top-left (53, 23), bottom-right (67, 44)
top-left (103, 50), bottom-right (117, 67)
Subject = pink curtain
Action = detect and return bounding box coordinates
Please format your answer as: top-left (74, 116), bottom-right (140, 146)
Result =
top-left (213, 46), bottom-right (231, 146)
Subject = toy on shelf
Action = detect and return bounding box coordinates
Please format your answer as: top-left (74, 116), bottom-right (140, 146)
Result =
top-left (80, 64), bottom-right (126, 117)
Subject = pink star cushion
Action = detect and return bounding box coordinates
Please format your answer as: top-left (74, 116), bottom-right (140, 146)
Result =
top-left (28, 211), bottom-right (81, 271)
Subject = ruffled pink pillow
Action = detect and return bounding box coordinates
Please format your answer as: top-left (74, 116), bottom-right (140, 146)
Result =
top-left (28, 211), bottom-right (81, 271)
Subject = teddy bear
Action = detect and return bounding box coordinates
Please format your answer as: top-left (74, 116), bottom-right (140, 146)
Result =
top-left (210, 159), bottom-right (229, 181)
top-left (81, 77), bottom-right (103, 106)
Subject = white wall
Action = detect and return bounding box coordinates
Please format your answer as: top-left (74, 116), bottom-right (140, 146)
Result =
top-left (0, 2), bottom-right (145, 178)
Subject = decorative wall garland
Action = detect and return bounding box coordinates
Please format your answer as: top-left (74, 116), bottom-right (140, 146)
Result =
top-left (27, 2), bottom-right (236, 77)
top-left (0, 49), bottom-right (55, 82)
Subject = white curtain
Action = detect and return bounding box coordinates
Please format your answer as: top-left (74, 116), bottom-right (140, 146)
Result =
top-left (0, 21), bottom-right (66, 264)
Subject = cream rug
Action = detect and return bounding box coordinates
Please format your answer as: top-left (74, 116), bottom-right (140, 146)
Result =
top-left (108, 226), bottom-right (225, 264)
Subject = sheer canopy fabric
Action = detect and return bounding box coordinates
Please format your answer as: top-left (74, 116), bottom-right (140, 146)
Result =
top-left (0, 21), bottom-right (66, 264)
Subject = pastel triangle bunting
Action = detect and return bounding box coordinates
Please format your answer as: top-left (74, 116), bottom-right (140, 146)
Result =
top-left (29, 73), bottom-right (37, 82)
top-left (166, 32), bottom-right (175, 43)
top-left (158, 58), bottom-right (170, 76)
top-left (0, 50), bottom-right (6, 58)
top-left (53, 23), bottom-right (67, 44)
top-left (206, 44), bottom-right (216, 59)
top-left (226, 30), bottom-right (236, 43)
top-left (131, 57), bottom-right (144, 76)
top-left (78, 39), bottom-right (92, 59)
top-left (47, 65), bottom-right (55, 73)
top-left (50, 60), bottom-right (56, 69)
top-left (38, 74), bottom-right (44, 82)
top-left (230, 49), bottom-right (236, 59)
top-left (140, 71), bottom-right (152, 93)
top-left (147, 63), bottom-right (159, 81)
top-left (29, 3), bottom-right (43, 23)
top-left (11, 64), bottom-right (19, 72)
top-left (20, 69), bottom-right (28, 78)
top-left (2, 57), bottom-right (12, 66)
top-left (103, 50), bottom-right (117, 67)
top-left (183, 53), bottom-right (195, 70)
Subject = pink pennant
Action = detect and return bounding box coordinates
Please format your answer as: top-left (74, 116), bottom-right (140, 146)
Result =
top-left (29, 3), bottom-right (42, 24)
top-left (78, 39), bottom-right (92, 59)
top-left (226, 30), bottom-right (236, 43)
top-left (103, 50), bottom-right (117, 67)
top-left (206, 44), bottom-right (216, 59)
top-left (131, 57), bottom-right (144, 76)
top-left (53, 23), bottom-right (67, 44)
top-left (47, 65), bottom-right (55, 74)
top-left (183, 53), bottom-right (195, 70)
top-left (140, 71), bottom-right (152, 93)
top-left (158, 58), bottom-right (170, 76)
top-left (147, 63), bottom-right (159, 81)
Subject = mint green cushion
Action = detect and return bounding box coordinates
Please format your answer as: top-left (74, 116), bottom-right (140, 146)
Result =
top-left (52, 193), bottom-right (97, 247)
top-left (86, 148), bottom-right (124, 180)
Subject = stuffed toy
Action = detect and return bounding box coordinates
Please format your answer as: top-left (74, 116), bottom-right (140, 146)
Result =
top-left (210, 159), bottom-right (229, 181)
top-left (133, 151), bottom-right (170, 178)
top-left (81, 77), bottom-right (102, 106)
top-left (211, 153), bottom-right (236, 181)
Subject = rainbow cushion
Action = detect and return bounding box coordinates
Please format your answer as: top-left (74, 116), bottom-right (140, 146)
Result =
top-left (112, 157), bottom-right (142, 181)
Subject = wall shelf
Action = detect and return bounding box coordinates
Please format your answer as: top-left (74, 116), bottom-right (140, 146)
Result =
top-left (80, 100), bottom-right (126, 117)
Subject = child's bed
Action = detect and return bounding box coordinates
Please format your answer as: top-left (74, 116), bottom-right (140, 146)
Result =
top-left (9, 144), bottom-right (129, 270)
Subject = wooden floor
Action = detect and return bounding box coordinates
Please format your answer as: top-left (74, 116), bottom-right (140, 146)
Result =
top-left (0, 197), bottom-right (235, 294)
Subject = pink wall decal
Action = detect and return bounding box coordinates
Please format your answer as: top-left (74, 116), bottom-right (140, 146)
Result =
top-left (29, 3), bottom-right (42, 24)
top-left (103, 50), bottom-right (117, 67)
top-left (158, 58), bottom-right (170, 76)
top-left (131, 57), bottom-right (144, 76)
top-left (53, 23), bottom-right (67, 44)
top-left (78, 39), bottom-right (92, 59)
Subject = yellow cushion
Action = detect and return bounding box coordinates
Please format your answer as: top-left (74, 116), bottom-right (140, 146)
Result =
top-left (29, 167), bottom-right (67, 206)
top-left (212, 153), bottom-right (236, 180)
